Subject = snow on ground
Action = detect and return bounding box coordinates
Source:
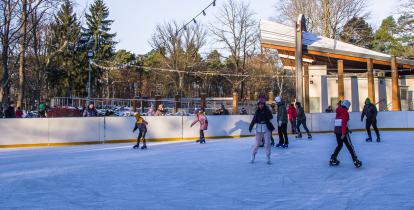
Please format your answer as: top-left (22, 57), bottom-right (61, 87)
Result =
top-left (1, 131), bottom-right (414, 210)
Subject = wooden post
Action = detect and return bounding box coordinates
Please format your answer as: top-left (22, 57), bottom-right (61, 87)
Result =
top-left (391, 56), bottom-right (401, 111)
top-left (338, 60), bottom-right (345, 100)
top-left (232, 92), bottom-right (238, 115)
top-left (304, 63), bottom-right (310, 113)
top-left (268, 91), bottom-right (274, 103)
top-left (367, 58), bottom-right (376, 104)
top-left (174, 95), bottom-right (181, 113)
top-left (132, 100), bottom-right (137, 112)
top-left (295, 15), bottom-right (305, 103)
top-left (254, 91), bottom-right (259, 101)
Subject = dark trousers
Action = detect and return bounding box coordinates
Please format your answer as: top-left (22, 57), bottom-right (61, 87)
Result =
top-left (366, 119), bottom-right (380, 139)
top-left (332, 133), bottom-right (357, 160)
top-left (297, 119), bottom-right (310, 136)
top-left (278, 123), bottom-right (289, 145)
top-left (136, 129), bottom-right (147, 146)
top-left (200, 130), bottom-right (205, 140)
top-left (290, 120), bottom-right (296, 134)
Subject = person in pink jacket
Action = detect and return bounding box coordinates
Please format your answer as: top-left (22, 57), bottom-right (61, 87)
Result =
top-left (191, 109), bottom-right (208, 144)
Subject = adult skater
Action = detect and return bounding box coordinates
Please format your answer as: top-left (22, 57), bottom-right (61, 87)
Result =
top-left (83, 102), bottom-right (98, 117)
top-left (361, 98), bottom-right (380, 142)
top-left (295, 102), bottom-right (312, 139)
top-left (275, 96), bottom-right (289, 148)
top-left (191, 109), bottom-right (208, 144)
top-left (132, 113), bottom-right (148, 149)
top-left (249, 98), bottom-right (274, 164)
top-left (330, 100), bottom-right (362, 168)
top-left (287, 104), bottom-right (297, 134)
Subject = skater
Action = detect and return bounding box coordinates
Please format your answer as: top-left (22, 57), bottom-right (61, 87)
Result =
top-left (330, 100), bottom-right (362, 168)
top-left (190, 109), bottom-right (208, 144)
top-left (249, 98), bottom-right (274, 164)
top-left (83, 102), bottom-right (98, 117)
top-left (15, 107), bottom-right (23, 118)
top-left (361, 98), bottom-right (380, 142)
top-left (295, 102), bottom-right (312, 139)
top-left (287, 103), bottom-right (297, 134)
top-left (4, 102), bottom-right (16, 118)
top-left (132, 113), bottom-right (148, 149)
top-left (275, 96), bottom-right (289, 148)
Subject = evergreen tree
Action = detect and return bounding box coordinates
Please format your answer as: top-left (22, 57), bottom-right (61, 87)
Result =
top-left (372, 16), bottom-right (403, 56)
top-left (48, 0), bottom-right (86, 97)
top-left (340, 17), bottom-right (374, 49)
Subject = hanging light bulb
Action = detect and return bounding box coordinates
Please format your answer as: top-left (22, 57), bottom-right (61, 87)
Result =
top-left (183, 25), bottom-right (187, 31)
top-left (193, 18), bottom-right (197, 24)
top-left (213, 0), bottom-right (216, 6)
top-left (202, 10), bottom-right (206, 16)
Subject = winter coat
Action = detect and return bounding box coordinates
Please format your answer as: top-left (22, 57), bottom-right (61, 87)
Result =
top-left (15, 110), bottom-right (23, 118)
top-left (133, 116), bottom-right (148, 132)
top-left (249, 106), bottom-right (274, 131)
top-left (83, 108), bottom-right (98, 117)
top-left (191, 114), bottom-right (208, 130)
top-left (335, 106), bottom-right (350, 135)
top-left (296, 106), bottom-right (306, 121)
top-left (277, 102), bottom-right (288, 124)
top-left (361, 103), bottom-right (378, 122)
top-left (287, 106), bottom-right (297, 121)
top-left (4, 106), bottom-right (16, 118)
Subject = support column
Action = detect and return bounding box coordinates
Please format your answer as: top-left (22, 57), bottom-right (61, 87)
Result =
top-left (391, 56), bottom-right (401, 111)
top-left (295, 15), bottom-right (305, 103)
top-left (338, 60), bottom-right (344, 100)
top-left (232, 92), bottom-right (238, 115)
top-left (367, 58), bottom-right (376, 103)
top-left (304, 63), bottom-right (310, 113)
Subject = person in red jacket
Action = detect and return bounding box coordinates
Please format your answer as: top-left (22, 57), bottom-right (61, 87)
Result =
top-left (287, 104), bottom-right (297, 134)
top-left (15, 107), bottom-right (24, 118)
top-left (330, 100), bottom-right (362, 168)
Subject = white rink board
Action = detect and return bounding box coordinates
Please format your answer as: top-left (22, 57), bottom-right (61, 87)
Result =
top-left (1, 111), bottom-right (414, 146)
top-left (0, 118), bottom-right (49, 145)
top-left (48, 117), bottom-right (103, 143)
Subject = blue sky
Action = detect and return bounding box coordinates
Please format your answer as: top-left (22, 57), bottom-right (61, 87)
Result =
top-left (74, 0), bottom-right (400, 55)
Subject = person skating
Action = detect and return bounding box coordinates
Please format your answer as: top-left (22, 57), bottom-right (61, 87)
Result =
top-left (275, 96), bottom-right (289, 148)
top-left (83, 102), bottom-right (98, 117)
top-left (295, 102), bottom-right (312, 139)
top-left (330, 100), bottom-right (362, 168)
top-left (287, 104), bottom-right (297, 135)
top-left (4, 102), bottom-right (16, 118)
top-left (191, 109), bottom-right (208, 144)
top-left (249, 98), bottom-right (275, 164)
top-left (132, 113), bottom-right (148, 149)
top-left (361, 98), bottom-right (380, 142)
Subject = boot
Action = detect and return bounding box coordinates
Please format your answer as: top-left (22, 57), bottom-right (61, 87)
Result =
top-left (329, 155), bottom-right (340, 166)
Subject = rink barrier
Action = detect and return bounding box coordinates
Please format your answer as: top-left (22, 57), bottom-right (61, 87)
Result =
top-left (0, 111), bottom-right (413, 148)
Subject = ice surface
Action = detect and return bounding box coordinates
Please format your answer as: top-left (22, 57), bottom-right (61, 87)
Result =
top-left (1, 131), bottom-right (414, 210)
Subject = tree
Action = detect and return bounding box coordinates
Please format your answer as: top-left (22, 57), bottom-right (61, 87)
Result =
top-left (372, 16), bottom-right (403, 56)
top-left (339, 17), bottom-right (374, 48)
top-left (210, 0), bottom-right (257, 97)
top-left (83, 0), bottom-right (116, 97)
top-left (150, 21), bottom-right (206, 96)
top-left (276, 0), bottom-right (368, 38)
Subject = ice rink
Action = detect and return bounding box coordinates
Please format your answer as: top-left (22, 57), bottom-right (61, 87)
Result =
top-left (1, 131), bottom-right (414, 210)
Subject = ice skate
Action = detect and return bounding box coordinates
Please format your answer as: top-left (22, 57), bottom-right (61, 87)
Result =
top-left (329, 156), bottom-right (340, 166)
top-left (366, 138), bottom-right (372, 142)
top-left (141, 145), bottom-right (147, 150)
top-left (353, 158), bottom-right (362, 168)
top-left (376, 137), bottom-right (381, 142)
top-left (133, 144), bottom-right (139, 149)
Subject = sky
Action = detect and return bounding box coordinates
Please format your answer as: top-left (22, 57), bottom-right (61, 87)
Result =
top-left (74, 0), bottom-right (402, 55)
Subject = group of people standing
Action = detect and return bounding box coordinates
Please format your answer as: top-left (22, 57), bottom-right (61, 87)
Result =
top-left (249, 96), bottom-right (380, 168)
top-left (1, 102), bottom-right (27, 119)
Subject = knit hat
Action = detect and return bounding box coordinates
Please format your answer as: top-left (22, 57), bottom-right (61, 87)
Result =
top-left (365, 98), bottom-right (371, 105)
top-left (275, 96), bottom-right (282, 103)
top-left (341, 100), bottom-right (351, 109)
top-left (257, 98), bottom-right (266, 105)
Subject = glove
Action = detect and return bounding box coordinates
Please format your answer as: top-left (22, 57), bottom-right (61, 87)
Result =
top-left (341, 135), bottom-right (346, 140)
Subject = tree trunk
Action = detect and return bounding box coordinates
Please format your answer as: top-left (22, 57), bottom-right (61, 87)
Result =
top-left (322, 0), bottom-right (330, 37)
top-left (17, 0), bottom-right (28, 108)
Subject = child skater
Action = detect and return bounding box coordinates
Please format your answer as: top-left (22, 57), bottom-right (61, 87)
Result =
top-left (132, 113), bottom-right (148, 150)
top-left (249, 98), bottom-right (275, 164)
top-left (330, 100), bottom-right (362, 168)
top-left (191, 109), bottom-right (208, 144)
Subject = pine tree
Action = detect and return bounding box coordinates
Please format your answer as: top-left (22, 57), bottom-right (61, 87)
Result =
top-left (48, 0), bottom-right (85, 97)
top-left (372, 16), bottom-right (403, 56)
top-left (339, 17), bottom-right (374, 49)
